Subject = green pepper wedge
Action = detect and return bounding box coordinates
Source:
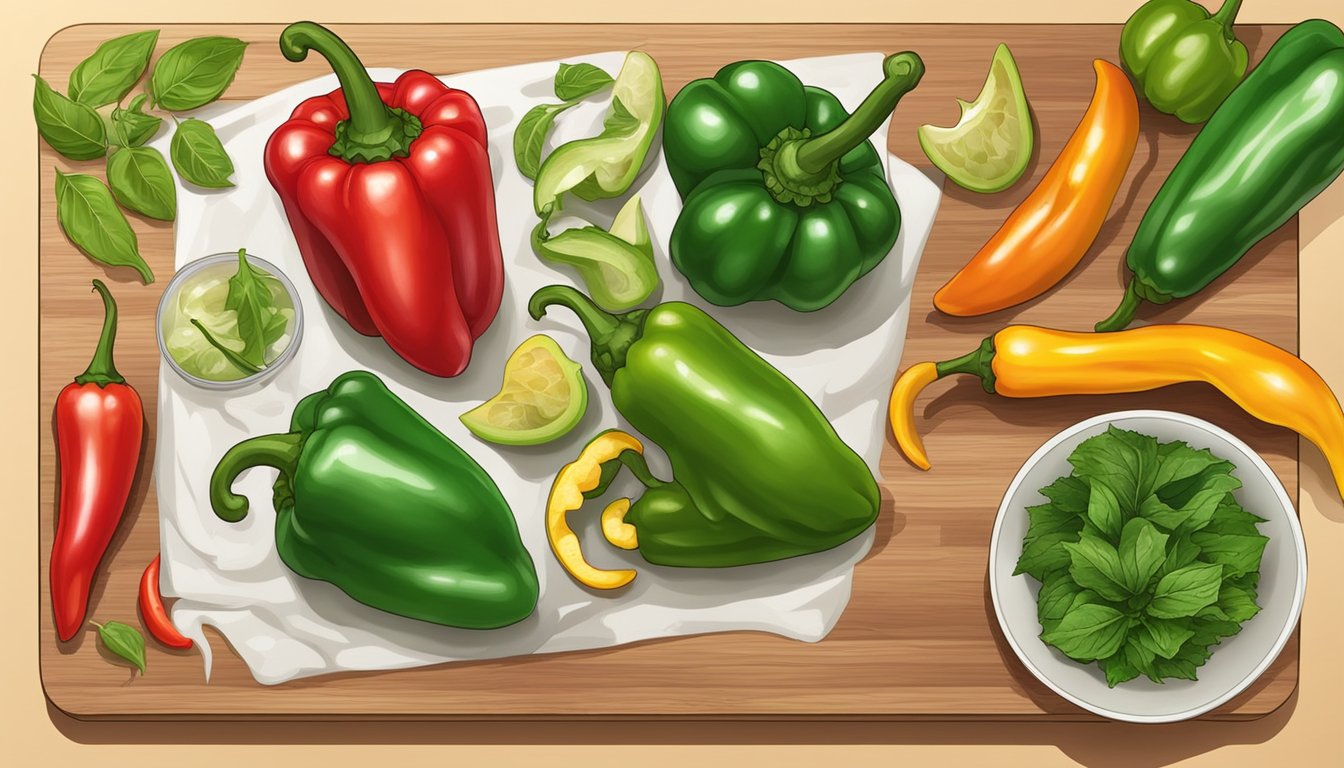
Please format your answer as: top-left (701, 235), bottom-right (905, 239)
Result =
top-left (663, 52), bottom-right (924, 312)
top-left (1098, 19), bottom-right (1344, 332)
top-left (209, 370), bottom-right (539, 629)
top-left (531, 285), bottom-right (880, 587)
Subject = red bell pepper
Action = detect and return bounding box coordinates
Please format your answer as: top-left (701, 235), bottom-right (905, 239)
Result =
top-left (264, 21), bottom-right (503, 378)
top-left (52, 280), bottom-right (143, 642)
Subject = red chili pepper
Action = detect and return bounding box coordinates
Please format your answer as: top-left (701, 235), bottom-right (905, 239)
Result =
top-left (138, 555), bottom-right (193, 650)
top-left (52, 280), bottom-right (143, 642)
top-left (263, 21), bottom-right (503, 378)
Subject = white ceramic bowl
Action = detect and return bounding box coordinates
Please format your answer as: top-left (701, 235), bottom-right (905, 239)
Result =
top-left (989, 410), bottom-right (1306, 723)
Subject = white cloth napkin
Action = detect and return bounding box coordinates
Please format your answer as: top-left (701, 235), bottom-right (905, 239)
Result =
top-left (151, 51), bottom-right (941, 684)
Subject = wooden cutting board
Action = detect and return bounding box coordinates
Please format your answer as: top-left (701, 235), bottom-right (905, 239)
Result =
top-left (38, 23), bottom-right (1298, 720)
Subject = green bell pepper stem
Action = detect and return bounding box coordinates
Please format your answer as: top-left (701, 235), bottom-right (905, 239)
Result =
top-left (73, 280), bottom-right (125, 388)
top-left (935, 335), bottom-right (998, 393)
top-left (1094, 279), bottom-right (1146, 332)
top-left (278, 21), bottom-right (420, 162)
top-left (209, 432), bottom-right (304, 522)
top-left (528, 285), bottom-right (647, 387)
top-left (1212, 0), bottom-right (1244, 33)
top-left (793, 52), bottom-right (925, 175)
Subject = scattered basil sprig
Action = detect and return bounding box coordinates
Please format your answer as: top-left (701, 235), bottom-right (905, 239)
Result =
top-left (35, 30), bottom-right (246, 283)
top-left (513, 62), bottom-right (615, 179)
top-left (1017, 426), bottom-right (1268, 687)
top-left (91, 620), bottom-right (147, 675)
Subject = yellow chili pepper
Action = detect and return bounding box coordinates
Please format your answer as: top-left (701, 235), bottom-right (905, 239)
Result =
top-left (888, 324), bottom-right (1344, 499)
top-left (934, 60), bottom-right (1140, 317)
top-left (545, 430), bottom-right (646, 589)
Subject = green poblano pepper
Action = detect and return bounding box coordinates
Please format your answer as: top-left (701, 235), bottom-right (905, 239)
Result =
top-left (662, 52), bottom-right (923, 312)
top-left (1120, 0), bottom-right (1248, 124)
top-left (531, 285), bottom-right (881, 588)
top-left (209, 370), bottom-right (540, 629)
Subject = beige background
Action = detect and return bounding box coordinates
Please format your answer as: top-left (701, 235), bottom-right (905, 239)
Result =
top-left (5, 1), bottom-right (1343, 766)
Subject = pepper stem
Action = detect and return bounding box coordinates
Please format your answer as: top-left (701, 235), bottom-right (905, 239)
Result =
top-left (209, 432), bottom-right (303, 523)
top-left (278, 21), bottom-right (421, 163)
top-left (796, 52), bottom-right (926, 173)
top-left (1095, 279), bottom-right (1144, 333)
top-left (1212, 0), bottom-right (1244, 32)
top-left (74, 280), bottom-right (125, 387)
top-left (528, 285), bottom-right (646, 387)
top-left (935, 335), bottom-right (998, 393)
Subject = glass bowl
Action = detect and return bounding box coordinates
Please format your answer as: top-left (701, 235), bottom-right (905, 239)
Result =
top-left (156, 251), bottom-right (304, 390)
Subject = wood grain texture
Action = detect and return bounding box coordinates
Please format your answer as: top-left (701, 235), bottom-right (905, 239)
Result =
top-left (38, 23), bottom-right (1298, 720)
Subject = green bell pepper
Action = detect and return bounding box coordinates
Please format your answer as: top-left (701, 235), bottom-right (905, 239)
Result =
top-left (1097, 19), bottom-right (1344, 332)
top-left (531, 285), bottom-right (880, 589)
top-left (1120, 0), bottom-right (1248, 124)
top-left (209, 370), bottom-right (539, 629)
top-left (663, 52), bottom-right (924, 312)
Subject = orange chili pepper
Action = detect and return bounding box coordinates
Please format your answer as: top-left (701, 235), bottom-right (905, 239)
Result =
top-left (888, 324), bottom-right (1344, 500)
top-left (934, 60), bottom-right (1140, 316)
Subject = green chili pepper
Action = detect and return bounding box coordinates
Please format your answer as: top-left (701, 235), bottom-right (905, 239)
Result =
top-left (1120, 0), bottom-right (1249, 124)
top-left (209, 370), bottom-right (539, 629)
top-left (662, 52), bottom-right (924, 312)
top-left (532, 285), bottom-right (880, 587)
top-left (1098, 19), bottom-right (1344, 332)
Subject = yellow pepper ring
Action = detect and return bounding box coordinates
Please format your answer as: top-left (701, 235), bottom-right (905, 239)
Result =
top-left (601, 498), bottom-right (639, 550)
top-left (545, 431), bottom-right (644, 589)
top-left (888, 361), bottom-right (939, 470)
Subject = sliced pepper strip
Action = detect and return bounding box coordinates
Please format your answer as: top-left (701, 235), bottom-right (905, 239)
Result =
top-left (888, 361), bottom-right (939, 470)
top-left (546, 431), bottom-right (644, 589)
top-left (601, 499), bottom-right (638, 550)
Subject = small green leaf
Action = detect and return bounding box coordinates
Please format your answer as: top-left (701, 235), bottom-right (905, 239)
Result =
top-left (1024, 502), bottom-right (1085, 543)
top-left (1037, 574), bottom-right (1084, 625)
top-left (1041, 603), bottom-right (1129, 662)
top-left (225, 249), bottom-right (280, 366)
top-left (1069, 426), bottom-right (1159, 512)
top-left (1202, 499), bottom-right (1269, 536)
top-left (106, 146), bottom-right (176, 220)
top-left (68, 29), bottom-right (158, 106)
top-left (513, 102), bottom-right (573, 181)
top-left (1063, 533), bottom-right (1132, 602)
top-left (1134, 617), bottom-right (1195, 659)
top-left (1117, 517), bottom-right (1168, 593)
top-left (1124, 635), bottom-right (1158, 680)
top-left (1039, 475), bottom-right (1091, 515)
top-left (1152, 440), bottom-right (1227, 495)
top-left (190, 318), bottom-right (262, 374)
top-left (1085, 481), bottom-right (1124, 542)
top-left (112, 94), bottom-right (163, 148)
top-left (55, 170), bottom-right (153, 282)
top-left (33, 75), bottom-right (107, 160)
top-left (1148, 563), bottom-right (1223, 619)
top-left (1154, 531), bottom-right (1202, 581)
top-left (1139, 473), bottom-right (1240, 533)
top-left (93, 620), bottom-right (146, 675)
top-left (1100, 653), bottom-right (1141, 688)
top-left (170, 118), bottom-right (234, 188)
top-left (1190, 530), bottom-right (1269, 578)
top-left (554, 62), bottom-right (614, 101)
top-left (149, 36), bottom-right (247, 111)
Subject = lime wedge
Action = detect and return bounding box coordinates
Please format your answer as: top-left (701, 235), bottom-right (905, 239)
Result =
top-left (461, 335), bottom-right (588, 446)
top-left (918, 43), bottom-right (1033, 193)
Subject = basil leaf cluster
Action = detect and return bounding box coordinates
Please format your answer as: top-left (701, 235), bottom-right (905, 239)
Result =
top-left (1016, 425), bottom-right (1268, 687)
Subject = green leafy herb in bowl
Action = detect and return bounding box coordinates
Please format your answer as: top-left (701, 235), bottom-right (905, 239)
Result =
top-left (1015, 424), bottom-right (1267, 687)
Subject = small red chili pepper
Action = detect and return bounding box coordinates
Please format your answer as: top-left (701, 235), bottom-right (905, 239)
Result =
top-left (51, 280), bottom-right (144, 642)
top-left (138, 555), bottom-right (193, 650)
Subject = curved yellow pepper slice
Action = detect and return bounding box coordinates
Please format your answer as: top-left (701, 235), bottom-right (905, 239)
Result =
top-left (545, 431), bottom-right (644, 589)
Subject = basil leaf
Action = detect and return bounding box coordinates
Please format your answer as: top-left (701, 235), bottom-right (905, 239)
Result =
top-left (32, 75), bottom-right (107, 160)
top-left (1154, 531), bottom-right (1202, 581)
top-left (554, 62), bottom-right (614, 101)
top-left (1117, 517), bottom-right (1168, 593)
top-left (1153, 441), bottom-right (1228, 494)
top-left (1085, 482), bottom-right (1124, 542)
top-left (94, 620), bottom-right (146, 675)
top-left (514, 103), bottom-right (574, 181)
top-left (1040, 604), bottom-right (1129, 662)
top-left (1189, 530), bottom-right (1269, 578)
top-left (170, 118), bottom-right (234, 188)
top-left (1139, 472), bottom-right (1241, 533)
top-left (1013, 530), bottom-right (1077, 581)
top-left (112, 94), bottom-right (163, 148)
top-left (1037, 574), bottom-right (1084, 626)
top-left (1190, 613), bottom-right (1243, 646)
top-left (1123, 635), bottom-right (1158, 679)
top-left (1024, 501), bottom-right (1084, 542)
top-left (225, 249), bottom-right (280, 366)
top-left (106, 147), bottom-right (176, 221)
top-left (149, 36), bottom-right (246, 111)
top-left (1148, 563), bottom-right (1223, 619)
top-left (1069, 426), bottom-right (1159, 512)
top-left (1100, 653), bottom-right (1141, 688)
top-left (1134, 617), bottom-right (1195, 660)
top-left (68, 29), bottom-right (158, 107)
top-left (54, 170), bottom-right (153, 283)
top-left (1063, 533), bottom-right (1132, 602)
top-left (1201, 498), bottom-right (1268, 536)
top-left (1038, 475), bottom-right (1090, 515)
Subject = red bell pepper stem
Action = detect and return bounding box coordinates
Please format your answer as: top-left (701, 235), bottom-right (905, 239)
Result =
top-left (51, 280), bottom-right (144, 642)
top-left (278, 21), bottom-right (421, 162)
top-left (138, 556), bottom-right (193, 650)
